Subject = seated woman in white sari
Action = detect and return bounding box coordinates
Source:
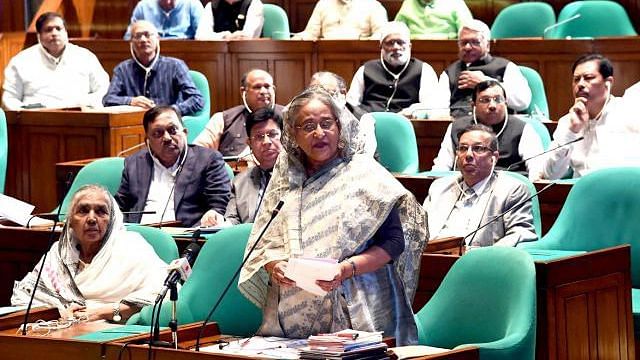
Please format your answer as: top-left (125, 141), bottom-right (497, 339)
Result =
top-left (238, 87), bottom-right (428, 345)
top-left (12, 184), bottom-right (167, 322)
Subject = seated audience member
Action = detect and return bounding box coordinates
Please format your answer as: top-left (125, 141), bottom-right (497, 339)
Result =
top-left (346, 21), bottom-right (439, 119)
top-left (124, 0), bottom-right (203, 39)
top-left (425, 124), bottom-right (537, 247)
top-left (104, 20), bottom-right (204, 116)
top-left (225, 107), bottom-right (282, 225)
top-left (293, 0), bottom-right (387, 40)
top-left (12, 185), bottom-right (167, 322)
top-left (115, 106), bottom-right (230, 227)
top-left (2, 12), bottom-right (109, 110)
top-left (437, 19), bottom-right (531, 119)
top-left (395, 0), bottom-right (472, 40)
top-left (194, 69), bottom-right (284, 157)
top-left (195, 0), bottom-right (264, 40)
top-left (541, 54), bottom-right (640, 179)
top-left (310, 71), bottom-right (377, 156)
top-left (238, 87), bottom-right (427, 345)
top-left (432, 80), bottom-right (543, 179)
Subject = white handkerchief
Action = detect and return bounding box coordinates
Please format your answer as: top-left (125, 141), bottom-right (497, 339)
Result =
top-left (284, 258), bottom-right (339, 296)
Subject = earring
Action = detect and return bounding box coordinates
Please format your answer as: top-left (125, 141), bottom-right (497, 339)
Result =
top-left (338, 139), bottom-right (346, 149)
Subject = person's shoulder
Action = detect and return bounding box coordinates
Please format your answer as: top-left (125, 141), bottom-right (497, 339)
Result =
top-left (11, 44), bottom-right (40, 61)
top-left (66, 43), bottom-right (101, 59)
top-left (114, 58), bottom-right (136, 70)
top-left (158, 56), bottom-right (187, 66)
top-left (125, 148), bottom-right (151, 163)
top-left (495, 171), bottom-right (529, 191)
top-left (189, 144), bottom-right (224, 161)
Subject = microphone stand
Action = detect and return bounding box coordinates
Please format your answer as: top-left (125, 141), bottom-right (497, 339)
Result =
top-left (506, 137), bottom-right (585, 171)
top-left (169, 283), bottom-right (178, 349)
top-left (194, 200), bottom-right (284, 351)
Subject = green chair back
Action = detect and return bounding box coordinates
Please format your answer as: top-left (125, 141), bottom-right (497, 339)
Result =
top-left (57, 157), bottom-right (125, 216)
top-left (129, 224), bottom-right (262, 336)
top-left (184, 70), bottom-right (211, 144)
top-left (371, 112), bottom-right (419, 174)
top-left (547, 1), bottom-right (637, 39)
top-left (0, 109), bottom-right (7, 193)
top-left (415, 247), bottom-right (536, 360)
top-left (518, 66), bottom-right (550, 120)
top-left (491, 2), bottom-right (556, 39)
top-left (520, 114), bottom-right (551, 151)
top-left (262, 4), bottom-right (290, 39)
top-left (126, 225), bottom-right (179, 264)
top-left (502, 171), bottom-right (542, 239)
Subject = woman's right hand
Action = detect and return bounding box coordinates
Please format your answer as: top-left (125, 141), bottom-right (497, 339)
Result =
top-left (265, 260), bottom-right (296, 287)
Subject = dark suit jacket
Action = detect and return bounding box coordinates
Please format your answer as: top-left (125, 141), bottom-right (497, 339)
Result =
top-left (115, 144), bottom-right (231, 227)
top-left (224, 165), bottom-right (263, 225)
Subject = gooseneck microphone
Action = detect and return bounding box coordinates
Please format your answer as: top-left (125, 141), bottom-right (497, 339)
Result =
top-left (543, 14), bottom-right (582, 38)
top-left (21, 172), bottom-right (75, 335)
top-left (194, 200), bottom-right (285, 351)
top-left (460, 181), bottom-right (557, 254)
top-left (506, 136), bottom-right (585, 171)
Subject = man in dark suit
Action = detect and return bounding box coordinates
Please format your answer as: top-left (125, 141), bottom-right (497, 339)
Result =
top-left (115, 105), bottom-right (230, 227)
top-left (224, 107), bottom-right (282, 224)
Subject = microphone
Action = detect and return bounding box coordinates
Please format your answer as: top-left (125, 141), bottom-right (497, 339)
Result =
top-left (460, 180), bottom-right (557, 253)
top-left (194, 200), bottom-right (285, 351)
top-left (21, 172), bottom-right (75, 335)
top-left (155, 233), bottom-right (201, 304)
top-left (543, 14), bottom-right (581, 39)
top-left (117, 142), bottom-right (146, 157)
top-left (505, 136), bottom-right (584, 171)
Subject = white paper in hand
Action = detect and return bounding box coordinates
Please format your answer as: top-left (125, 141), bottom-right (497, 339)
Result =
top-left (284, 258), bottom-right (339, 296)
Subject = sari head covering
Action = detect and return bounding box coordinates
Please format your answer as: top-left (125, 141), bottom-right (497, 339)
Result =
top-left (11, 185), bottom-right (168, 311)
top-left (239, 87), bottom-right (428, 344)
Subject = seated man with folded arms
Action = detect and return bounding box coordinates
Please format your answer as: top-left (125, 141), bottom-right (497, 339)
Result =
top-left (115, 106), bottom-right (230, 227)
top-left (436, 19), bottom-right (531, 119)
top-left (194, 69), bottom-right (284, 157)
top-left (292, 0), bottom-right (387, 40)
top-left (225, 107), bottom-right (282, 224)
top-left (395, 0), bottom-right (472, 40)
top-left (195, 0), bottom-right (264, 40)
top-left (541, 54), bottom-right (640, 179)
top-left (104, 20), bottom-right (204, 116)
top-left (425, 124), bottom-right (537, 247)
top-left (2, 12), bottom-right (109, 110)
top-left (432, 80), bottom-right (543, 180)
top-left (346, 21), bottom-right (440, 119)
top-left (124, 0), bottom-right (203, 39)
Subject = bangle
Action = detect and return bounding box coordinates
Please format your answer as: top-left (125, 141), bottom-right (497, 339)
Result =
top-left (347, 259), bottom-right (357, 278)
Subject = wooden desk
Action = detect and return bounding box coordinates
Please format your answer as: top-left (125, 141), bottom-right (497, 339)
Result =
top-left (5, 108), bottom-right (146, 211)
top-left (395, 174), bottom-right (573, 236)
top-left (415, 246), bottom-right (635, 360)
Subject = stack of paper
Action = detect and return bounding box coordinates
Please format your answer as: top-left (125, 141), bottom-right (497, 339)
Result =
top-left (300, 330), bottom-right (387, 359)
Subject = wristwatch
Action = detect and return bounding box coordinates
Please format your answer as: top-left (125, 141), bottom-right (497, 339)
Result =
top-left (112, 302), bottom-right (122, 322)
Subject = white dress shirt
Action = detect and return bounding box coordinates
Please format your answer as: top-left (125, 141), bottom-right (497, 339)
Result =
top-left (294, 0), bottom-right (388, 40)
top-left (141, 148), bottom-right (188, 224)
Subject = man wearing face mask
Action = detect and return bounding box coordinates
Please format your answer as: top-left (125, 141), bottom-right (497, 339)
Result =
top-left (432, 80), bottom-right (543, 180)
top-left (103, 20), bottom-right (204, 116)
top-left (2, 12), bottom-right (109, 110)
top-left (124, 0), bottom-right (203, 39)
top-left (425, 124), bottom-right (537, 247)
top-left (541, 54), bottom-right (640, 179)
top-left (194, 69), bottom-right (284, 157)
top-left (346, 21), bottom-right (439, 119)
top-left (195, 0), bottom-right (264, 40)
top-left (115, 105), bottom-right (230, 227)
top-left (436, 19), bottom-right (531, 119)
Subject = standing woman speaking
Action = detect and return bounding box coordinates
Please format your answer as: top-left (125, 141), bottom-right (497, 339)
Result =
top-left (239, 86), bottom-right (428, 345)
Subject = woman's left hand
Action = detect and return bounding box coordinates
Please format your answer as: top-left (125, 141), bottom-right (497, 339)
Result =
top-left (316, 262), bottom-right (350, 292)
top-left (68, 304), bottom-right (112, 322)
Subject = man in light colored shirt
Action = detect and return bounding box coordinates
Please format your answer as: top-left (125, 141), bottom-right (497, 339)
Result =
top-left (346, 21), bottom-right (440, 119)
top-left (436, 19), bottom-right (531, 119)
top-left (194, 69), bottom-right (284, 157)
top-left (124, 0), bottom-right (203, 39)
top-left (195, 0), bottom-right (264, 40)
top-left (541, 54), bottom-right (640, 179)
top-left (425, 124), bottom-right (537, 247)
top-left (2, 12), bottom-right (109, 110)
top-left (432, 80), bottom-right (543, 180)
top-left (115, 105), bottom-right (230, 227)
top-left (293, 0), bottom-right (388, 40)
top-left (395, 0), bottom-right (472, 40)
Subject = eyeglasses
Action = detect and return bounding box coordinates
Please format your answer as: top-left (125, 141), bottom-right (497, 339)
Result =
top-left (382, 39), bottom-right (407, 47)
top-left (295, 119), bottom-right (337, 133)
top-left (458, 39), bottom-right (483, 47)
top-left (251, 129), bottom-right (281, 142)
top-left (132, 31), bottom-right (158, 40)
top-left (149, 125), bottom-right (183, 139)
top-left (476, 95), bottom-right (506, 104)
top-left (456, 144), bottom-right (493, 155)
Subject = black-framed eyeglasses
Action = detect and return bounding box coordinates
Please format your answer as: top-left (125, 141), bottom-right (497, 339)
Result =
top-left (383, 39), bottom-right (407, 47)
top-left (476, 95), bottom-right (506, 104)
top-left (295, 119), bottom-right (337, 133)
top-left (456, 144), bottom-right (493, 155)
top-left (251, 129), bottom-right (281, 142)
top-left (149, 125), bottom-right (182, 139)
top-left (458, 39), bottom-right (483, 47)
top-left (132, 31), bottom-right (158, 40)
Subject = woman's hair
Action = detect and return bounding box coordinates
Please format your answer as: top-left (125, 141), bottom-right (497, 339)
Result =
top-left (67, 184), bottom-right (113, 216)
top-left (285, 86), bottom-right (342, 131)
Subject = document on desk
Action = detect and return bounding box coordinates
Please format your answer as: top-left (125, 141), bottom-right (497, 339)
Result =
top-left (0, 194), bottom-right (53, 227)
top-left (284, 258), bottom-right (340, 296)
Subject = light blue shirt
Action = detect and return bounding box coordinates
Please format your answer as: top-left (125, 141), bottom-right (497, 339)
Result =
top-left (124, 0), bottom-right (204, 39)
